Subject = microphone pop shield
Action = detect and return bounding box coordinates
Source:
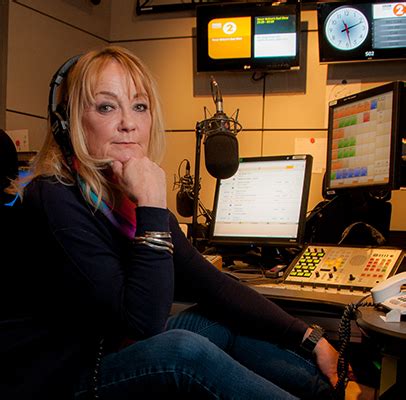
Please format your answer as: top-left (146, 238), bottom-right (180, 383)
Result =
top-left (204, 132), bottom-right (239, 179)
top-left (176, 190), bottom-right (194, 218)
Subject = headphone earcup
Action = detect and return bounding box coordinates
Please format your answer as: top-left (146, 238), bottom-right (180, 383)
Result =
top-left (50, 104), bottom-right (73, 160)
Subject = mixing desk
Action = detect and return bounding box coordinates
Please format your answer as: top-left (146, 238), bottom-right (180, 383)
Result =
top-left (253, 245), bottom-right (405, 306)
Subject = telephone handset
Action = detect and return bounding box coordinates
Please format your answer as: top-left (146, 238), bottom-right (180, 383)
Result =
top-left (371, 271), bottom-right (406, 314)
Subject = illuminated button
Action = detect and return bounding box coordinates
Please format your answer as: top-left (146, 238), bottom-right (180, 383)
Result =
top-left (304, 272), bottom-right (312, 277)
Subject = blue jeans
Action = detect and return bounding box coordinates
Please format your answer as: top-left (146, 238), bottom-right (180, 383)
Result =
top-left (74, 307), bottom-right (332, 399)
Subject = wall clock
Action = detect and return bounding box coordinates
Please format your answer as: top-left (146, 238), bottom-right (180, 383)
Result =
top-left (324, 6), bottom-right (369, 51)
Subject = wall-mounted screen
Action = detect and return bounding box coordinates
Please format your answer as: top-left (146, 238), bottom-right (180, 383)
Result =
top-left (318, 1), bottom-right (406, 64)
top-left (210, 154), bottom-right (312, 247)
top-left (196, 1), bottom-right (301, 72)
top-left (324, 81), bottom-right (406, 197)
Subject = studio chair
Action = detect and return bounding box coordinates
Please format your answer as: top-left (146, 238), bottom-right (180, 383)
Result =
top-left (0, 129), bottom-right (18, 206)
top-left (0, 129), bottom-right (21, 256)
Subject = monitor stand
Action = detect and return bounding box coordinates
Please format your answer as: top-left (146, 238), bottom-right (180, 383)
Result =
top-left (305, 192), bottom-right (392, 246)
top-left (260, 245), bottom-right (300, 269)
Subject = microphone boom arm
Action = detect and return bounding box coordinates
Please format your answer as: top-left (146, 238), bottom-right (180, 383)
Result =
top-left (191, 121), bottom-right (204, 247)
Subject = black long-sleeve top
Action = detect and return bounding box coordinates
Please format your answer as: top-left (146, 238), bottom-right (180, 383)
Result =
top-left (0, 177), bottom-right (308, 399)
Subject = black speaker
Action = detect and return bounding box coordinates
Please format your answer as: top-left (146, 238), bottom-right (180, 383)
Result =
top-left (48, 55), bottom-right (81, 167)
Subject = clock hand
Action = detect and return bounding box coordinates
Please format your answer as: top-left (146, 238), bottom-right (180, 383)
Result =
top-left (341, 21), bottom-right (363, 32)
top-left (343, 21), bottom-right (351, 44)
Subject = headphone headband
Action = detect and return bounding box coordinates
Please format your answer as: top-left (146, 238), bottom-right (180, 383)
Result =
top-left (48, 54), bottom-right (81, 115)
top-left (48, 54), bottom-right (81, 169)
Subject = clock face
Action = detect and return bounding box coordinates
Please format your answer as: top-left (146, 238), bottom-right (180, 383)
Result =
top-left (325, 6), bottom-right (369, 51)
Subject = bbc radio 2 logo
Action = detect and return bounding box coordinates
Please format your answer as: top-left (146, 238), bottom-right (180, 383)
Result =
top-left (222, 21), bottom-right (237, 35)
top-left (393, 3), bottom-right (406, 16)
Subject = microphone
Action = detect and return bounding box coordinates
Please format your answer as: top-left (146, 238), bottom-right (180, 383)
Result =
top-left (200, 77), bottom-right (242, 179)
top-left (174, 159), bottom-right (195, 218)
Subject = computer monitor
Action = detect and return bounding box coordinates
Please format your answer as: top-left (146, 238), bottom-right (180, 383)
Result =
top-left (324, 81), bottom-right (405, 197)
top-left (318, 1), bottom-right (406, 64)
top-left (209, 154), bottom-right (313, 247)
top-left (196, 1), bottom-right (301, 73)
top-left (307, 82), bottom-right (406, 245)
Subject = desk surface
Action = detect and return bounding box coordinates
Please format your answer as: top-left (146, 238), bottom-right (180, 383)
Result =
top-left (356, 306), bottom-right (406, 341)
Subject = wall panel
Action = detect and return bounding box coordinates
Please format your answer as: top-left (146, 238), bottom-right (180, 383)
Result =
top-left (14, 0), bottom-right (111, 39)
top-left (110, 0), bottom-right (195, 41)
top-left (7, 1), bottom-right (107, 148)
top-left (6, 112), bottom-right (47, 151)
top-left (262, 129), bottom-right (326, 213)
top-left (264, 30), bottom-right (328, 130)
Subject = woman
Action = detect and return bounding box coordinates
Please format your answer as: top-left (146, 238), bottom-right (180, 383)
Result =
top-left (1, 46), bottom-right (339, 400)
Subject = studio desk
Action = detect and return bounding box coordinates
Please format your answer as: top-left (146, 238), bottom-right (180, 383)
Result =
top-left (202, 242), bottom-right (406, 398)
top-left (219, 243), bottom-right (406, 343)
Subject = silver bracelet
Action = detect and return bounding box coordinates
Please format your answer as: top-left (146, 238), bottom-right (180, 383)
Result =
top-left (134, 236), bottom-right (174, 249)
top-left (134, 231), bottom-right (173, 254)
top-left (135, 240), bottom-right (173, 254)
top-left (144, 231), bottom-right (172, 239)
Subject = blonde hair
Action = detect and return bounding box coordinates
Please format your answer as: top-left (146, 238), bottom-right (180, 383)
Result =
top-left (10, 45), bottom-right (166, 207)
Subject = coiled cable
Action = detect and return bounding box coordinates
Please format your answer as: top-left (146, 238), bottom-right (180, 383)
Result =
top-left (333, 296), bottom-right (373, 399)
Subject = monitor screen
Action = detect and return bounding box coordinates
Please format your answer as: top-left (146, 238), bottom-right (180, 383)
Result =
top-left (196, 1), bottom-right (301, 73)
top-left (324, 81), bottom-right (405, 197)
top-left (318, 1), bottom-right (406, 64)
top-left (209, 154), bottom-right (313, 246)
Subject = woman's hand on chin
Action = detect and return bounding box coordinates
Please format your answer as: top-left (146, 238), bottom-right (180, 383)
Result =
top-left (111, 157), bottom-right (167, 209)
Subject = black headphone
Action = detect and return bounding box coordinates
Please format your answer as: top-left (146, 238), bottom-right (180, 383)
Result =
top-left (48, 55), bottom-right (81, 168)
